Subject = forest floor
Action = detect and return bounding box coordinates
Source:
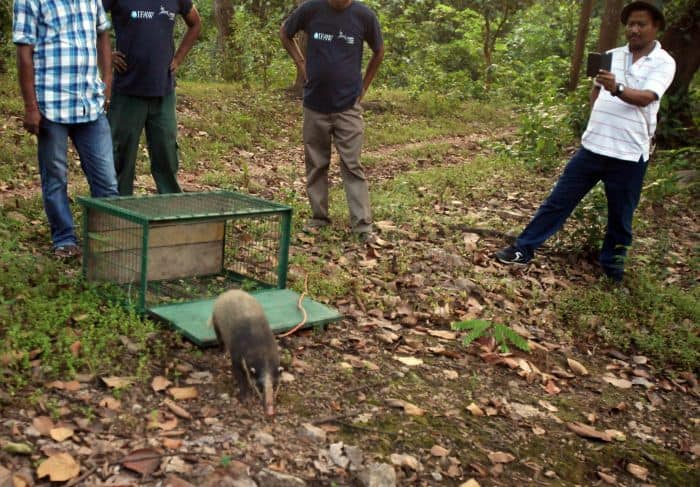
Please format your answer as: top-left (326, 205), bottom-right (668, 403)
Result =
top-left (0, 78), bottom-right (698, 487)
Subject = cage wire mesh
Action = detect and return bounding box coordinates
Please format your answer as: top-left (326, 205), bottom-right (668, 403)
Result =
top-left (79, 192), bottom-right (291, 312)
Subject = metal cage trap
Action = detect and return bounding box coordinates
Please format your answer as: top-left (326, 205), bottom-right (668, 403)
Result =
top-left (78, 191), bottom-right (341, 345)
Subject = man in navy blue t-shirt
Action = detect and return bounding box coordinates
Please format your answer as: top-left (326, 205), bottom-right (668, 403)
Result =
top-left (103, 0), bottom-right (201, 195)
top-left (280, 0), bottom-right (384, 243)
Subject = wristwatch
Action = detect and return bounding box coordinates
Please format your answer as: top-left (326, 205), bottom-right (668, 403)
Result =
top-left (613, 83), bottom-right (625, 97)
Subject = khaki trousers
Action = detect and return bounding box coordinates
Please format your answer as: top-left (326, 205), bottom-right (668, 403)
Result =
top-left (303, 104), bottom-right (372, 233)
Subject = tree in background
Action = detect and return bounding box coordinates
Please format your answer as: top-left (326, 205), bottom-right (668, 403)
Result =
top-left (597, 0), bottom-right (625, 51)
top-left (214, 0), bottom-right (234, 59)
top-left (659, 0), bottom-right (700, 145)
top-left (466, 0), bottom-right (535, 83)
top-left (0, 0), bottom-right (11, 73)
top-left (567, 0), bottom-right (594, 91)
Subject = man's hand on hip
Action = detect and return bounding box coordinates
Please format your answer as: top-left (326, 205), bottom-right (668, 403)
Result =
top-left (112, 51), bottom-right (127, 73)
top-left (595, 70), bottom-right (617, 93)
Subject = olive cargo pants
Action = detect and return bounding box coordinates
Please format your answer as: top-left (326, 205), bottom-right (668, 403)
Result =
top-left (107, 92), bottom-right (182, 196)
top-left (302, 103), bottom-right (372, 233)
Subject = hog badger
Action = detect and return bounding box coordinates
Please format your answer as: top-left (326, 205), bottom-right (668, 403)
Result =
top-left (211, 290), bottom-right (280, 416)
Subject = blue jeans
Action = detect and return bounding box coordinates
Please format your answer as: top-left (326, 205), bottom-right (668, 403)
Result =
top-left (38, 114), bottom-right (119, 249)
top-left (516, 147), bottom-right (648, 280)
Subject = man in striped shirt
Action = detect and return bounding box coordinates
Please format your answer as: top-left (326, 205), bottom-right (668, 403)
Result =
top-left (495, 1), bottom-right (676, 283)
top-left (13, 0), bottom-right (119, 258)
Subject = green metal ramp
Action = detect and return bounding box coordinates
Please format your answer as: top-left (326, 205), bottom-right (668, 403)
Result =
top-left (148, 289), bottom-right (343, 346)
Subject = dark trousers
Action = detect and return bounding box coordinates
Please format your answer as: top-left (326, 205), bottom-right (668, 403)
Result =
top-left (107, 92), bottom-right (181, 196)
top-left (516, 147), bottom-right (648, 280)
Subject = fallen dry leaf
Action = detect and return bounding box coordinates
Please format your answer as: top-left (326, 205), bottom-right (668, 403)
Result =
top-left (626, 463), bottom-right (649, 481)
top-left (566, 422), bottom-right (612, 442)
top-left (69, 341), bottom-right (81, 357)
top-left (101, 376), bottom-right (135, 389)
top-left (121, 448), bottom-right (161, 475)
top-left (49, 427), bottom-right (74, 442)
top-left (427, 329), bottom-right (458, 340)
top-left (466, 403), bottom-right (485, 417)
top-left (430, 445), bottom-right (449, 457)
top-left (488, 451), bottom-right (515, 464)
top-left (393, 356), bottom-right (423, 367)
top-left (163, 399), bottom-right (192, 419)
top-left (567, 358), bottom-right (589, 376)
top-left (32, 416), bottom-right (54, 436)
top-left (99, 396), bottom-right (122, 411)
top-left (604, 429), bottom-right (626, 442)
top-left (152, 376), bottom-right (173, 392)
top-left (603, 376), bottom-right (632, 389)
top-left (386, 398), bottom-right (425, 416)
top-left (162, 438), bottom-right (183, 450)
top-left (460, 480), bottom-right (481, 487)
top-left (36, 452), bottom-right (80, 482)
top-left (149, 411), bottom-right (179, 431)
top-left (168, 387), bottom-right (198, 400)
top-left (597, 471), bottom-right (617, 484)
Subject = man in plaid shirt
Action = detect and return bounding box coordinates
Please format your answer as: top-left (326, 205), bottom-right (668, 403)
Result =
top-left (13, 0), bottom-right (119, 258)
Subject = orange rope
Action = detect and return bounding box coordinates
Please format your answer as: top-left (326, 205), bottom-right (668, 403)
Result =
top-left (279, 274), bottom-right (309, 338)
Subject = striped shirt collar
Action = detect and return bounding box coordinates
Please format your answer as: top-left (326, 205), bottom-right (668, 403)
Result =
top-left (12, 0), bottom-right (111, 124)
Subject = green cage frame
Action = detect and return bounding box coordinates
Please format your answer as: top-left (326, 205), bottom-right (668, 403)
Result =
top-left (78, 191), bottom-right (292, 313)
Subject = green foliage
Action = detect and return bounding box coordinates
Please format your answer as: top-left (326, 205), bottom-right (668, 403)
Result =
top-left (0, 211), bottom-right (161, 391)
top-left (222, 10), bottom-right (284, 88)
top-left (452, 319), bottom-right (530, 353)
top-left (557, 272), bottom-right (700, 370)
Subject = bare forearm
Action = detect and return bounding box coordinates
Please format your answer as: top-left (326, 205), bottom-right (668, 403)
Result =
top-left (279, 26), bottom-right (304, 64)
top-left (590, 86), bottom-right (600, 106)
top-left (16, 45), bottom-right (38, 110)
top-left (174, 18), bottom-right (201, 66)
top-left (617, 87), bottom-right (656, 107)
top-left (97, 31), bottom-right (112, 87)
top-left (362, 47), bottom-right (384, 95)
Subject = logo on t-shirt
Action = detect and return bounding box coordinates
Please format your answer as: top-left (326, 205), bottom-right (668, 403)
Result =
top-left (313, 32), bottom-right (334, 42)
top-left (159, 5), bottom-right (176, 21)
top-left (131, 10), bottom-right (155, 19)
top-left (337, 30), bottom-right (355, 45)
top-left (312, 30), bottom-right (355, 45)
top-left (130, 6), bottom-right (175, 21)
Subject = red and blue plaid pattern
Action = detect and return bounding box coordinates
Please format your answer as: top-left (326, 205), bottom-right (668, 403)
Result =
top-left (13, 0), bottom-right (111, 124)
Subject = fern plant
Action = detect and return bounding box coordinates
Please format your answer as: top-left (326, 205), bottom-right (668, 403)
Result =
top-left (452, 319), bottom-right (530, 353)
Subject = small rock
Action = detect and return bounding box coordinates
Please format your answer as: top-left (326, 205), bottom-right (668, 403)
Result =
top-left (430, 445), bottom-right (449, 457)
top-left (357, 463), bottom-right (396, 487)
top-left (626, 463), bottom-right (649, 481)
top-left (328, 442), bottom-right (349, 469)
top-left (431, 471), bottom-right (444, 482)
top-left (256, 468), bottom-right (306, 487)
top-left (254, 431), bottom-right (274, 447)
top-left (298, 423), bottom-right (326, 443)
top-left (345, 445), bottom-right (364, 469)
top-left (24, 425), bottom-right (41, 437)
top-left (389, 453), bottom-right (421, 471)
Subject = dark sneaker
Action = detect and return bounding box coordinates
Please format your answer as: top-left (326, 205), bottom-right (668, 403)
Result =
top-left (54, 245), bottom-right (81, 259)
top-left (495, 245), bottom-right (530, 265)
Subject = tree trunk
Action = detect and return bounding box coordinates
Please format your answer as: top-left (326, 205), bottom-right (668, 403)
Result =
top-left (597, 0), bottom-right (625, 52)
top-left (214, 0), bottom-right (234, 54)
top-left (658, 0), bottom-right (700, 146)
top-left (567, 0), bottom-right (594, 91)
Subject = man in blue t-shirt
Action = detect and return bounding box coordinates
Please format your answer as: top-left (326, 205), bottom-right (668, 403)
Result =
top-left (280, 0), bottom-right (384, 243)
top-left (103, 0), bottom-right (201, 195)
